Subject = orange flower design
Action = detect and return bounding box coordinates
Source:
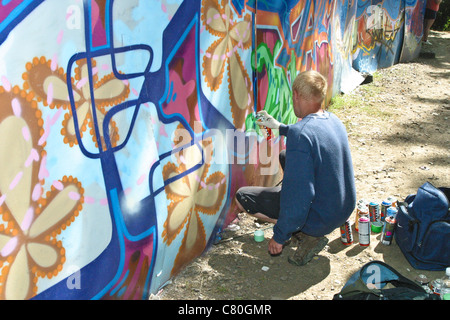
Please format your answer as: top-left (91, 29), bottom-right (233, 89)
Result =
top-left (22, 56), bottom-right (130, 150)
top-left (0, 87), bottom-right (84, 300)
top-left (162, 126), bottom-right (226, 276)
top-left (201, 0), bottom-right (254, 129)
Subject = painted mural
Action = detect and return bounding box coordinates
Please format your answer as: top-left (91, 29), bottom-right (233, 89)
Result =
top-left (0, 0), bottom-right (425, 300)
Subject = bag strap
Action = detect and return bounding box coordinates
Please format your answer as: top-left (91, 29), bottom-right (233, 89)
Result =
top-left (398, 201), bottom-right (408, 208)
top-left (334, 261), bottom-right (429, 300)
top-left (398, 201), bottom-right (420, 231)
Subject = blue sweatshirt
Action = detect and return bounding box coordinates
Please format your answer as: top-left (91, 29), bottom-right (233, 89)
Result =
top-left (273, 111), bottom-right (356, 244)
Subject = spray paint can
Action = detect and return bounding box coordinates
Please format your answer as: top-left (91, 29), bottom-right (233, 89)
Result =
top-left (255, 113), bottom-right (272, 141)
top-left (355, 204), bottom-right (369, 231)
top-left (386, 207), bottom-right (398, 219)
top-left (358, 216), bottom-right (370, 246)
top-left (340, 219), bottom-right (353, 245)
top-left (357, 199), bottom-right (368, 208)
top-left (381, 215), bottom-right (396, 245)
top-left (381, 200), bottom-right (392, 222)
top-left (429, 279), bottom-right (443, 296)
top-left (386, 196), bottom-right (397, 208)
top-left (369, 201), bottom-right (380, 222)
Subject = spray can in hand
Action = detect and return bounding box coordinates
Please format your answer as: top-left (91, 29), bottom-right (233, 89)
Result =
top-left (255, 112), bottom-right (272, 141)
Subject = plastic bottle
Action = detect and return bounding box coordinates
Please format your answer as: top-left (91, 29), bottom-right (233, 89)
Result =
top-left (441, 267), bottom-right (450, 300)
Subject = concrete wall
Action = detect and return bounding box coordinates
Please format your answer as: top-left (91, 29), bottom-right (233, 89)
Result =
top-left (0, 0), bottom-right (424, 299)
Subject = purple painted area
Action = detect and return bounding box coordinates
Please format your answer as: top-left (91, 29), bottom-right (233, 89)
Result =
top-left (0, 0), bottom-right (24, 23)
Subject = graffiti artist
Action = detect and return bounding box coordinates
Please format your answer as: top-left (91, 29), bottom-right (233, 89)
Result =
top-left (422, 0), bottom-right (442, 45)
top-left (235, 70), bottom-right (356, 266)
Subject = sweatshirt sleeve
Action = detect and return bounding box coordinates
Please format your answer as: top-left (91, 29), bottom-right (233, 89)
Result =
top-left (272, 137), bottom-right (315, 244)
top-left (279, 123), bottom-right (289, 136)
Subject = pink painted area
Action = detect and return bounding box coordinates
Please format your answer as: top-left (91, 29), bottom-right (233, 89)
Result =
top-left (162, 70), bottom-right (195, 123)
top-left (25, 148), bottom-right (39, 167)
top-left (110, 234), bottom-right (154, 300)
top-left (1, 236), bottom-right (18, 257)
top-left (11, 98), bottom-right (21, 117)
top-left (57, 30), bottom-right (64, 44)
top-left (1, 76), bottom-right (11, 92)
top-left (38, 107), bottom-right (62, 145)
top-left (84, 196), bottom-right (95, 204)
top-left (69, 191), bottom-right (81, 201)
top-left (22, 126), bottom-right (30, 141)
top-left (53, 180), bottom-right (64, 190)
top-left (90, 0), bottom-right (107, 48)
top-left (21, 207), bottom-right (34, 231)
top-left (32, 183), bottom-right (41, 201)
top-left (38, 155), bottom-right (49, 180)
top-left (51, 54), bottom-right (58, 71)
top-left (159, 124), bottom-right (168, 137)
top-left (0, 0), bottom-right (23, 23)
top-left (9, 171), bottom-right (23, 190)
top-left (46, 82), bottom-right (53, 105)
top-left (137, 174), bottom-right (146, 185)
top-left (76, 77), bottom-right (88, 90)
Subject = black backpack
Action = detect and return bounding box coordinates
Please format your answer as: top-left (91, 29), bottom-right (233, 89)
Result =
top-left (395, 182), bottom-right (450, 271)
top-left (333, 261), bottom-right (438, 300)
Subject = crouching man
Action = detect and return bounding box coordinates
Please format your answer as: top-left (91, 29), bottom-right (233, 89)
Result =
top-left (235, 70), bottom-right (356, 266)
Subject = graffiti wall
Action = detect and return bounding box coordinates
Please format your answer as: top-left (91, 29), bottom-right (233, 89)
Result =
top-left (0, 0), bottom-right (425, 300)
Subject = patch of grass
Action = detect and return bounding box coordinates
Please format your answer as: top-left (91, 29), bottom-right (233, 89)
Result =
top-left (372, 70), bottom-right (382, 82)
top-left (329, 93), bottom-right (361, 113)
top-left (359, 82), bottom-right (382, 98)
top-left (329, 71), bottom-right (392, 121)
top-left (360, 104), bottom-right (392, 119)
top-left (217, 285), bottom-right (229, 294)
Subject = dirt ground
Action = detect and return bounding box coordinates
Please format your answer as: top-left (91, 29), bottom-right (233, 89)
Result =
top-left (157, 30), bottom-right (450, 301)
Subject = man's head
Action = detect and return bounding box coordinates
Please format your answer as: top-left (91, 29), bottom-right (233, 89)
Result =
top-left (292, 70), bottom-right (328, 118)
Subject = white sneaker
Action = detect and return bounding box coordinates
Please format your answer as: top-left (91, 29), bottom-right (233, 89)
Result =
top-left (423, 40), bottom-right (432, 45)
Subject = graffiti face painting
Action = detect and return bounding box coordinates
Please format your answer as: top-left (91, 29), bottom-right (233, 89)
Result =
top-left (0, 0), bottom-right (424, 300)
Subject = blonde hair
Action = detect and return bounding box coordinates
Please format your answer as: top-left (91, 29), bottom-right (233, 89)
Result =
top-left (292, 70), bottom-right (328, 105)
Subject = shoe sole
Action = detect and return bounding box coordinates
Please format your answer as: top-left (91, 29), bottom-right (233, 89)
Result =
top-left (288, 237), bottom-right (329, 266)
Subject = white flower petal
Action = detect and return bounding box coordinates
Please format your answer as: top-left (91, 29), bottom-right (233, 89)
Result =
top-left (206, 7), bottom-right (226, 33)
top-left (28, 184), bottom-right (79, 238)
top-left (27, 242), bottom-right (58, 268)
top-left (167, 171), bottom-right (191, 197)
top-left (67, 101), bottom-right (90, 136)
top-left (0, 116), bottom-right (32, 225)
top-left (169, 197), bottom-right (194, 231)
top-left (93, 78), bottom-right (125, 100)
top-left (185, 213), bottom-right (199, 250)
top-left (195, 186), bottom-right (220, 208)
top-left (5, 247), bottom-right (30, 300)
top-left (43, 75), bottom-right (79, 102)
top-left (0, 236), bottom-right (18, 257)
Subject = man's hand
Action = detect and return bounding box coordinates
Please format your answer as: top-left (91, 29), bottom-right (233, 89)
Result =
top-left (268, 238), bottom-right (284, 255)
top-left (256, 111), bottom-right (281, 129)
